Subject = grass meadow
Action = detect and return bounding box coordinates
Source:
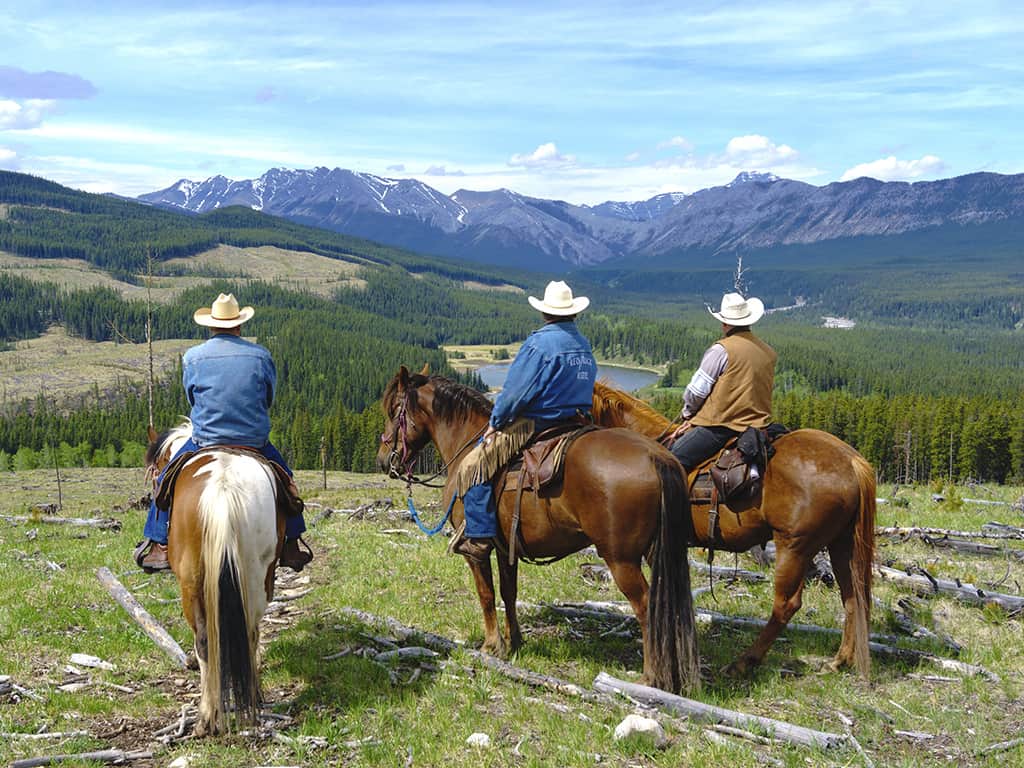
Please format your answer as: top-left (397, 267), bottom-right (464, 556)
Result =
top-left (1, 468), bottom-right (1023, 767)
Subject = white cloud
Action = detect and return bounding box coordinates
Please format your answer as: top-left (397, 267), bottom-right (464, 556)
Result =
top-left (656, 135), bottom-right (693, 151)
top-left (424, 164), bottom-right (464, 176)
top-left (0, 98), bottom-right (58, 130)
top-left (723, 134), bottom-right (798, 166)
top-left (840, 154), bottom-right (945, 182)
top-left (624, 151), bottom-right (640, 162)
top-left (508, 142), bottom-right (575, 168)
top-left (0, 146), bottom-right (18, 166)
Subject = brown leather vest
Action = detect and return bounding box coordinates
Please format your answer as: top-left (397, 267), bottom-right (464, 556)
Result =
top-left (690, 329), bottom-right (777, 431)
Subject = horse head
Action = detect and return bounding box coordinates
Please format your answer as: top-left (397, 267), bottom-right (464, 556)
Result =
top-left (145, 420), bottom-right (193, 483)
top-left (378, 364), bottom-right (434, 478)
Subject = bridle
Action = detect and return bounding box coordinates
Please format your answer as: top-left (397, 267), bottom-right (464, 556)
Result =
top-left (380, 387), bottom-right (485, 490)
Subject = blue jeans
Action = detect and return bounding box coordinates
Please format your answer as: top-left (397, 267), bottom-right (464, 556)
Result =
top-left (144, 439), bottom-right (305, 544)
top-left (462, 482), bottom-right (498, 538)
top-left (670, 425), bottom-right (739, 472)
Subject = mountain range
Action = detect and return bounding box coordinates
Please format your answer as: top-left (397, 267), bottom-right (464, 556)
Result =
top-left (139, 168), bottom-right (1024, 270)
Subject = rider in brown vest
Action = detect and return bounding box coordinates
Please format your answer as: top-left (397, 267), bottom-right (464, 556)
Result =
top-left (669, 292), bottom-right (777, 473)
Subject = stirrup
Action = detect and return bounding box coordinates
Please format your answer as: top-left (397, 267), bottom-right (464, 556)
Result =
top-left (280, 536), bottom-right (314, 571)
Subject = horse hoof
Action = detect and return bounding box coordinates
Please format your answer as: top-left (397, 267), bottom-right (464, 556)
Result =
top-left (721, 658), bottom-right (755, 677)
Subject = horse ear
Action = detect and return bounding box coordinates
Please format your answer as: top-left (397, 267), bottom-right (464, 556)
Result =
top-left (147, 425), bottom-right (158, 443)
top-left (397, 365), bottom-right (410, 389)
top-left (419, 363), bottom-right (430, 376)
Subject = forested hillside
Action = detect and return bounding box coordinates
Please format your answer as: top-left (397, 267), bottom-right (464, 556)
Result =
top-left (1, 170), bottom-right (1022, 483)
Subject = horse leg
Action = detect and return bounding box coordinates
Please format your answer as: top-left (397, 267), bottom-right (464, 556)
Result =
top-left (827, 533), bottom-right (859, 671)
top-left (604, 558), bottom-right (650, 679)
top-left (726, 539), bottom-right (810, 676)
top-left (466, 558), bottom-right (507, 657)
top-left (496, 555), bottom-right (522, 653)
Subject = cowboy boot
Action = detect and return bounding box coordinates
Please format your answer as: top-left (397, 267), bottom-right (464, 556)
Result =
top-left (454, 536), bottom-right (494, 563)
top-left (135, 540), bottom-right (170, 573)
top-left (279, 537), bottom-right (313, 571)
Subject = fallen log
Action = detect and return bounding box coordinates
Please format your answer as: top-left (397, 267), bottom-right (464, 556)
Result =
top-left (0, 514), bottom-right (120, 530)
top-left (879, 525), bottom-right (1024, 541)
top-left (96, 567), bottom-right (188, 669)
top-left (925, 536), bottom-right (1024, 560)
top-left (336, 606), bottom-right (614, 704)
top-left (593, 672), bottom-right (849, 750)
top-left (10, 750), bottom-right (152, 768)
top-left (689, 559), bottom-right (767, 582)
top-left (983, 522), bottom-right (1024, 537)
top-left (874, 564), bottom-right (1024, 612)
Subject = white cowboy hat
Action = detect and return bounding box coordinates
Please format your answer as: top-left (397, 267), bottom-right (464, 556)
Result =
top-left (527, 280), bottom-right (590, 316)
top-left (709, 292), bottom-right (765, 326)
top-left (193, 293), bottom-right (255, 328)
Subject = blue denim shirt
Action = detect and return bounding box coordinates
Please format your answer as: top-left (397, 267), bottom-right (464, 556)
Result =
top-left (182, 334), bottom-right (276, 448)
top-left (490, 320), bottom-right (596, 430)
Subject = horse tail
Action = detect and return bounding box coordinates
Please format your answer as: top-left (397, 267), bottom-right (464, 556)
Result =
top-left (199, 455), bottom-right (277, 732)
top-left (850, 454), bottom-right (876, 678)
top-left (646, 454), bottom-right (701, 695)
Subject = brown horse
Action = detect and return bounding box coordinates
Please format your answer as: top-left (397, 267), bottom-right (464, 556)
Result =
top-left (591, 381), bottom-right (876, 677)
top-left (146, 422), bottom-right (284, 735)
top-left (378, 366), bottom-right (700, 694)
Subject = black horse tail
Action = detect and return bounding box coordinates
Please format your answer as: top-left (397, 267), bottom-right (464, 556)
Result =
top-left (646, 454), bottom-right (701, 695)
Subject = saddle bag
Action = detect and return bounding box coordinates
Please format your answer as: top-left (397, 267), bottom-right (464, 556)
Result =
top-left (709, 425), bottom-right (773, 507)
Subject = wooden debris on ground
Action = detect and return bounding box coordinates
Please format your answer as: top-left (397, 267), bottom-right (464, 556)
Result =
top-left (0, 514), bottom-right (121, 530)
top-left (9, 749), bottom-right (152, 768)
top-left (95, 566), bottom-right (188, 669)
top-left (336, 606), bottom-right (615, 705)
top-left (592, 672), bottom-right (851, 750)
top-left (874, 563), bottom-right (1024, 612)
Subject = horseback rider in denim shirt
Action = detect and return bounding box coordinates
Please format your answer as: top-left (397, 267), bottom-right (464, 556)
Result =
top-left (454, 281), bottom-right (596, 561)
top-left (135, 293), bottom-right (312, 572)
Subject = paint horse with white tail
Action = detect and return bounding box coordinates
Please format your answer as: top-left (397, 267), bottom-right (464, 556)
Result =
top-left (145, 421), bottom-right (285, 735)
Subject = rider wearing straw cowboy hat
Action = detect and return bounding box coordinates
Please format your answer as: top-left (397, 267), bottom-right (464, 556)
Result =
top-left (668, 292), bottom-right (777, 474)
top-left (454, 280), bottom-right (596, 562)
top-left (135, 293), bottom-right (312, 572)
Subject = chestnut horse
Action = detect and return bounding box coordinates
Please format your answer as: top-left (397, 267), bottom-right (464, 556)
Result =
top-left (591, 381), bottom-right (876, 677)
top-left (146, 422), bottom-right (284, 735)
top-left (379, 366), bottom-right (700, 694)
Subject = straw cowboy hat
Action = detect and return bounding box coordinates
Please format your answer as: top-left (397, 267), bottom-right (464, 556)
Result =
top-left (193, 293), bottom-right (255, 328)
top-left (709, 292), bottom-right (765, 326)
top-left (528, 280), bottom-right (590, 316)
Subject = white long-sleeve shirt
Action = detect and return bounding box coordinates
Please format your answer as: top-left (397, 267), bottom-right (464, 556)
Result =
top-left (682, 343), bottom-right (728, 420)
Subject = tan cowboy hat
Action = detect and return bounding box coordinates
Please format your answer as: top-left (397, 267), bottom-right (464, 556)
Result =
top-left (193, 293), bottom-right (255, 328)
top-left (527, 280), bottom-right (590, 315)
top-left (709, 292), bottom-right (764, 326)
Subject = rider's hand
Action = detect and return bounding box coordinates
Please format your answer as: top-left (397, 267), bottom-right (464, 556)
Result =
top-left (483, 425), bottom-right (499, 446)
top-left (670, 421), bottom-right (691, 441)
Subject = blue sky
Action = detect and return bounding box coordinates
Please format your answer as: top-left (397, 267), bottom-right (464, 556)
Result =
top-left (1, 1), bottom-right (1021, 204)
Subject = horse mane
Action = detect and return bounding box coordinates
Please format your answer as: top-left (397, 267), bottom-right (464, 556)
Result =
top-left (592, 380), bottom-right (669, 432)
top-left (146, 419), bottom-right (193, 468)
top-left (382, 372), bottom-right (492, 423)
top-left (427, 375), bottom-right (493, 422)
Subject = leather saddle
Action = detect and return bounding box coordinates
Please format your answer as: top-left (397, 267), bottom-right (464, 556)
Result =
top-left (689, 423), bottom-right (788, 512)
top-left (496, 421), bottom-right (600, 564)
top-left (154, 446), bottom-right (304, 519)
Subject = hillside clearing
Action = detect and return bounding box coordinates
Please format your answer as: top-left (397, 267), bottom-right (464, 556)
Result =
top-left (1, 470), bottom-right (1022, 767)
top-left (0, 326), bottom-right (193, 408)
top-left (0, 244), bottom-right (367, 302)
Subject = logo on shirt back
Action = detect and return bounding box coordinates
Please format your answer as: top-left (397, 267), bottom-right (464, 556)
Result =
top-left (568, 354), bottom-right (593, 380)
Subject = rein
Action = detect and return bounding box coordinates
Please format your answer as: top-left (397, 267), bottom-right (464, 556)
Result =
top-left (381, 389), bottom-right (486, 535)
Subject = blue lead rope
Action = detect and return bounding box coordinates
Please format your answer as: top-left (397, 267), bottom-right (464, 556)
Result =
top-left (407, 492), bottom-right (457, 536)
